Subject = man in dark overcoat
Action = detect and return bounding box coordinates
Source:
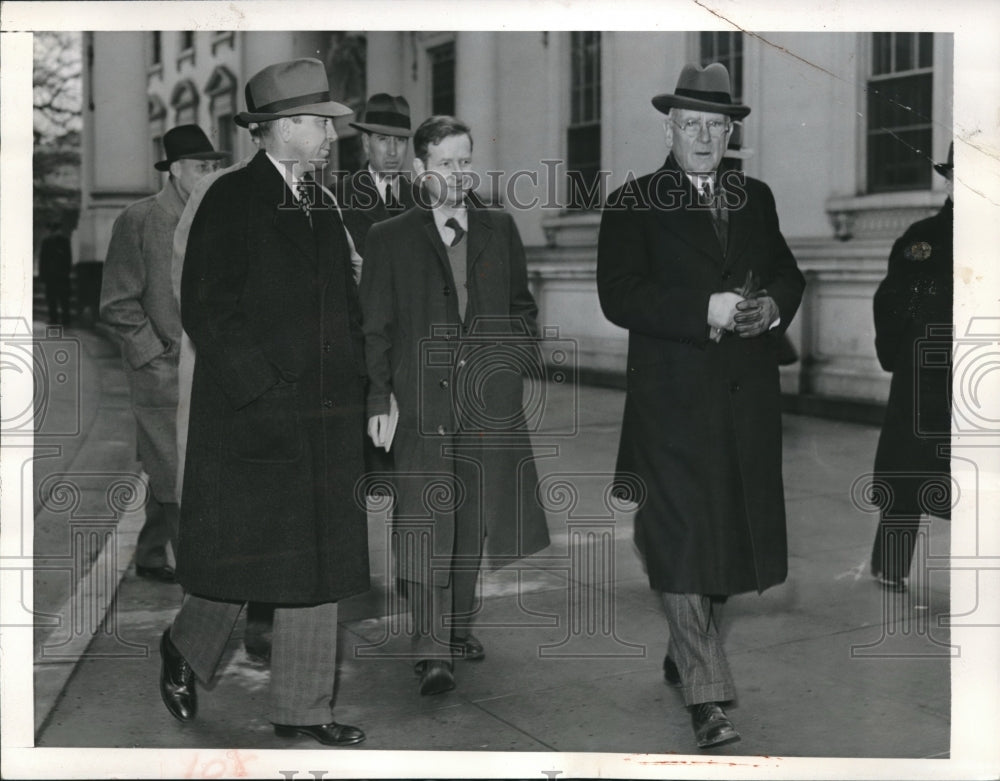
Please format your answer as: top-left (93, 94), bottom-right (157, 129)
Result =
top-left (100, 124), bottom-right (226, 583)
top-left (869, 144), bottom-right (954, 591)
top-left (340, 93), bottom-right (416, 259)
top-left (359, 115), bottom-right (550, 697)
top-left (597, 63), bottom-right (805, 749)
top-left (158, 59), bottom-right (369, 747)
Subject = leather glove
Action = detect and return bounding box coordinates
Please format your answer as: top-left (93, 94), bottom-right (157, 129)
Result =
top-left (734, 295), bottom-right (779, 338)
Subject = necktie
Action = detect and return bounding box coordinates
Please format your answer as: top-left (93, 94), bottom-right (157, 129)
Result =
top-left (699, 178), bottom-right (727, 254)
top-left (445, 217), bottom-right (465, 247)
top-left (296, 177), bottom-right (315, 227)
top-left (385, 181), bottom-right (399, 210)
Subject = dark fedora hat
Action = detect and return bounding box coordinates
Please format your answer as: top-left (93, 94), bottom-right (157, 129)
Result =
top-left (234, 58), bottom-right (352, 128)
top-left (154, 124), bottom-right (227, 171)
top-left (934, 142), bottom-right (953, 178)
top-left (349, 93), bottom-right (413, 137)
top-left (652, 62), bottom-right (751, 119)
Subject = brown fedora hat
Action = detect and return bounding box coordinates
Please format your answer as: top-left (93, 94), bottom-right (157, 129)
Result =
top-left (933, 142), bottom-right (953, 178)
top-left (349, 93), bottom-right (413, 137)
top-left (154, 124), bottom-right (227, 171)
top-left (234, 58), bottom-right (352, 128)
top-left (652, 62), bottom-right (751, 119)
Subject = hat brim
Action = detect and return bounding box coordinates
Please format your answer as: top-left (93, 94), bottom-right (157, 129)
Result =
top-left (348, 121), bottom-right (413, 137)
top-left (652, 93), bottom-right (751, 119)
top-left (933, 163), bottom-right (953, 178)
top-left (154, 151), bottom-right (228, 171)
top-left (235, 100), bottom-right (353, 128)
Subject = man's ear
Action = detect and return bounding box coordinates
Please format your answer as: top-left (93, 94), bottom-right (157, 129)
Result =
top-left (277, 117), bottom-right (293, 142)
top-left (662, 119), bottom-right (673, 149)
top-left (361, 133), bottom-right (371, 158)
top-left (412, 157), bottom-right (426, 178)
top-left (168, 160), bottom-right (183, 179)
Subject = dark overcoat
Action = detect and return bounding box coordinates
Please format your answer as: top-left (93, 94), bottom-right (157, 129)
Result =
top-left (339, 168), bottom-right (414, 258)
top-left (359, 204), bottom-right (550, 586)
top-left (178, 150), bottom-right (370, 604)
top-left (872, 199), bottom-right (953, 519)
top-left (597, 155), bottom-right (805, 596)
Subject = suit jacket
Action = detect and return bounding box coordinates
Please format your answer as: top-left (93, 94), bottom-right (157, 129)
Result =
top-left (359, 203), bottom-right (550, 585)
top-left (339, 167), bottom-right (415, 259)
top-left (99, 180), bottom-right (185, 501)
top-left (597, 154), bottom-right (805, 595)
top-left (178, 149), bottom-right (369, 603)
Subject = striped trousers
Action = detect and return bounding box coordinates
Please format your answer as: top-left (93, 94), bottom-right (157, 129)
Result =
top-left (660, 592), bottom-right (736, 706)
top-left (169, 594), bottom-right (339, 725)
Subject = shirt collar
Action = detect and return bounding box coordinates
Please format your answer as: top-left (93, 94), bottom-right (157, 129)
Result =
top-left (431, 204), bottom-right (468, 243)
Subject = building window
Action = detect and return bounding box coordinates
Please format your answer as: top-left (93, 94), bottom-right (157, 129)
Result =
top-left (699, 32), bottom-right (743, 102)
top-left (867, 32), bottom-right (934, 193)
top-left (149, 31), bottom-right (162, 69)
top-left (177, 31), bottom-right (196, 68)
top-left (211, 31), bottom-right (235, 55)
top-left (149, 94), bottom-right (167, 182)
top-left (567, 31), bottom-right (601, 210)
top-left (171, 79), bottom-right (200, 125)
top-left (205, 65), bottom-right (237, 155)
top-left (428, 42), bottom-right (456, 116)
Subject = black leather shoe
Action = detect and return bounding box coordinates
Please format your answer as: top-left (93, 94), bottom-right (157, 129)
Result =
top-left (662, 653), bottom-right (681, 686)
top-left (451, 633), bottom-right (485, 661)
top-left (137, 564), bottom-right (176, 583)
top-left (273, 722), bottom-right (365, 746)
top-left (418, 659), bottom-right (455, 695)
top-left (159, 629), bottom-right (196, 722)
top-left (690, 702), bottom-right (740, 749)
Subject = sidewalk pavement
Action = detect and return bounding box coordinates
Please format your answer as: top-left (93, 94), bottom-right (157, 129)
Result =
top-left (31, 324), bottom-right (952, 759)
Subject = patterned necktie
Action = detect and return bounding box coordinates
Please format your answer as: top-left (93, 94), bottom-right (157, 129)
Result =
top-left (699, 177), bottom-right (727, 253)
top-left (445, 217), bottom-right (465, 247)
top-left (296, 176), bottom-right (315, 226)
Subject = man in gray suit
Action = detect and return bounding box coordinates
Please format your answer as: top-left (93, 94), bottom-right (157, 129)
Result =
top-left (100, 124), bottom-right (225, 584)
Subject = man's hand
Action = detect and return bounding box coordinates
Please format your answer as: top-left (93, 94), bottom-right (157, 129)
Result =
top-left (707, 292), bottom-right (743, 332)
top-left (734, 295), bottom-right (779, 338)
top-left (368, 414), bottom-right (390, 448)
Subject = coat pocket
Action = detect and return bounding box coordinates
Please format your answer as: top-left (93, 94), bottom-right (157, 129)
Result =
top-left (228, 382), bottom-right (302, 463)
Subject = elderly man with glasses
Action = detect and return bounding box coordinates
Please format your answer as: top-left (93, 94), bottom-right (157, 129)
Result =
top-left (597, 62), bottom-right (805, 750)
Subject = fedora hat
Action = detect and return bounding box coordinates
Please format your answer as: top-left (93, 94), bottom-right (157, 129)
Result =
top-left (652, 62), bottom-right (751, 119)
top-left (349, 93), bottom-right (413, 137)
top-left (933, 142), bottom-right (953, 178)
top-left (154, 124), bottom-right (227, 171)
top-left (234, 58), bottom-right (352, 128)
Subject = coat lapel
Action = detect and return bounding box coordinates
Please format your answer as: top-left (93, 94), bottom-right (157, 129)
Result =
top-left (248, 151), bottom-right (317, 267)
top-left (465, 207), bottom-right (493, 277)
top-left (654, 166), bottom-right (725, 267)
top-left (720, 178), bottom-right (751, 272)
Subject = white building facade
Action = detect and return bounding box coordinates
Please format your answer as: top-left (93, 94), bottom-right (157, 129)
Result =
top-left (79, 30), bottom-right (954, 409)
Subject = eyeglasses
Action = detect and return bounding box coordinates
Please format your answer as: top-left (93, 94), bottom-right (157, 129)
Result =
top-left (670, 117), bottom-right (731, 140)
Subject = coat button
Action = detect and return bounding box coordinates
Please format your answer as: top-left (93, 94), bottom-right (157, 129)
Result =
top-left (730, 381), bottom-right (740, 392)
top-left (323, 341), bottom-right (332, 352)
top-left (439, 379), bottom-right (450, 388)
top-left (436, 425), bottom-right (446, 436)
top-left (323, 398), bottom-right (334, 408)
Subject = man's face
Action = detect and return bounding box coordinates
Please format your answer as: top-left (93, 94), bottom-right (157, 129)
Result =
top-left (285, 115), bottom-right (336, 173)
top-left (363, 132), bottom-right (408, 175)
top-left (171, 158), bottom-right (221, 200)
top-left (666, 108), bottom-right (732, 175)
top-left (414, 133), bottom-right (473, 208)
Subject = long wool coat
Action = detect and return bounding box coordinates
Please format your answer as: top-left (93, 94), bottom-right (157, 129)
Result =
top-left (99, 180), bottom-right (185, 503)
top-left (597, 155), bottom-right (806, 596)
top-left (339, 167), bottom-right (415, 258)
top-left (177, 150), bottom-right (369, 604)
top-left (872, 199), bottom-right (953, 519)
top-left (359, 204), bottom-right (550, 586)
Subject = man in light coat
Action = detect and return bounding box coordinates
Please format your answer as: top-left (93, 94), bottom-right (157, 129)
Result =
top-left (100, 124), bottom-right (225, 583)
top-left (597, 63), bottom-right (805, 749)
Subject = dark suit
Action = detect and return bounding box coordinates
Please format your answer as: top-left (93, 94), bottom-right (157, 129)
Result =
top-left (171, 150), bottom-right (369, 724)
top-left (339, 167), bottom-right (414, 258)
top-left (870, 199), bottom-right (953, 580)
top-left (360, 203), bottom-right (549, 654)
